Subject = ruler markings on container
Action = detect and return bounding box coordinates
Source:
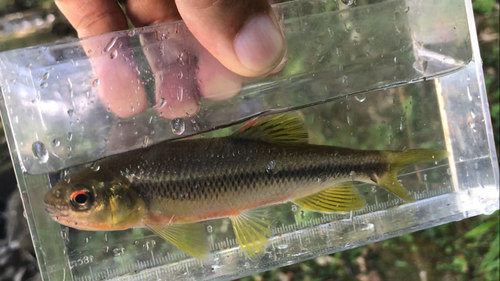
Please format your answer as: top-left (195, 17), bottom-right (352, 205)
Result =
top-left (72, 186), bottom-right (455, 281)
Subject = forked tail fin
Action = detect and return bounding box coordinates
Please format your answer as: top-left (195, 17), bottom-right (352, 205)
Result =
top-left (379, 149), bottom-right (450, 202)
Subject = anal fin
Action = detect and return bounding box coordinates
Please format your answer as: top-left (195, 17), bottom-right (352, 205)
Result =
top-left (147, 223), bottom-right (209, 260)
top-left (230, 208), bottom-right (272, 258)
top-left (294, 182), bottom-right (366, 214)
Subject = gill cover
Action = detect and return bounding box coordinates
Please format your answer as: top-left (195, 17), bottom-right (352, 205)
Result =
top-left (107, 181), bottom-right (148, 229)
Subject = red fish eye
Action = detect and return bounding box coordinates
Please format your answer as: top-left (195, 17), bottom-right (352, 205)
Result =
top-left (71, 191), bottom-right (89, 205)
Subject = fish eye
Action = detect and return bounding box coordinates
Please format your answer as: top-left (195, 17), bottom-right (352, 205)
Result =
top-left (70, 190), bottom-right (93, 209)
top-left (72, 191), bottom-right (88, 204)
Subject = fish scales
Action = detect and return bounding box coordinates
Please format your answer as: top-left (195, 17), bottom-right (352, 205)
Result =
top-left (94, 137), bottom-right (388, 223)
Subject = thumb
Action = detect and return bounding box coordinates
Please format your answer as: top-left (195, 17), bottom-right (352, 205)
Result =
top-left (175, 0), bottom-right (286, 78)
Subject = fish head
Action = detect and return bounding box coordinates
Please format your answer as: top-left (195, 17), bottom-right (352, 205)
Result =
top-left (44, 168), bottom-right (147, 231)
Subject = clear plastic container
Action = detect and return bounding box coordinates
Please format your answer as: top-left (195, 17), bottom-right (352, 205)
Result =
top-left (0, 0), bottom-right (498, 280)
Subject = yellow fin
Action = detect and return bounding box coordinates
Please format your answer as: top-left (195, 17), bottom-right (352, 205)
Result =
top-left (232, 112), bottom-right (308, 144)
top-left (147, 223), bottom-right (209, 259)
top-left (294, 182), bottom-right (366, 213)
top-left (379, 149), bottom-right (450, 202)
top-left (230, 208), bottom-right (272, 258)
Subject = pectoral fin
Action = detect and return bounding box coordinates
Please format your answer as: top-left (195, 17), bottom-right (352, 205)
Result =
top-left (147, 223), bottom-right (209, 260)
top-left (294, 182), bottom-right (366, 213)
top-left (230, 208), bottom-right (272, 258)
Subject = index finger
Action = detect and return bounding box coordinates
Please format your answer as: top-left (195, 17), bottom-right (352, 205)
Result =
top-left (55, 0), bottom-right (128, 37)
top-left (55, 0), bottom-right (148, 118)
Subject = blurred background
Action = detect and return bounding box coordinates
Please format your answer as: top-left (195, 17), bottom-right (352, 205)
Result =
top-left (0, 0), bottom-right (498, 280)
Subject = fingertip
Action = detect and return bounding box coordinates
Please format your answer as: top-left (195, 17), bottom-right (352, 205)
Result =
top-left (197, 52), bottom-right (243, 101)
top-left (154, 70), bottom-right (200, 119)
top-left (198, 73), bottom-right (242, 101)
top-left (93, 56), bottom-right (148, 118)
top-left (177, 0), bottom-right (287, 78)
top-left (233, 12), bottom-right (285, 76)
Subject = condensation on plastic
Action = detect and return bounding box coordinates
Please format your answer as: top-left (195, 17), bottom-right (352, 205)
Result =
top-left (0, 0), bottom-right (471, 175)
top-left (0, 0), bottom-right (498, 281)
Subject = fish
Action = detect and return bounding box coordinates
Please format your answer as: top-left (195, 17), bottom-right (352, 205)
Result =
top-left (44, 113), bottom-right (449, 259)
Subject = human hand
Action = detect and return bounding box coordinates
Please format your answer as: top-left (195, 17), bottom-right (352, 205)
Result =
top-left (56, 0), bottom-right (286, 119)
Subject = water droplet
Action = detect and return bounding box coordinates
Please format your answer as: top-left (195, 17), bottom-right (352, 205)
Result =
top-left (466, 86), bottom-right (472, 101)
top-left (92, 79), bottom-right (100, 87)
top-left (177, 71), bottom-right (184, 79)
top-left (468, 122), bottom-right (476, 131)
top-left (266, 160), bottom-right (276, 173)
top-left (459, 156), bottom-right (464, 162)
top-left (300, 210), bottom-right (305, 219)
top-left (446, 168), bottom-right (451, 175)
top-left (154, 98), bottom-right (166, 109)
top-left (90, 162), bottom-right (100, 172)
top-left (346, 115), bottom-right (352, 125)
top-left (52, 138), bottom-right (60, 147)
top-left (177, 87), bottom-right (184, 101)
top-left (277, 244), bottom-right (289, 250)
top-left (142, 135), bottom-right (150, 148)
top-left (67, 132), bottom-right (73, 141)
top-left (177, 51), bottom-right (186, 65)
top-left (67, 109), bottom-right (74, 118)
top-left (342, 76), bottom-right (349, 85)
top-left (104, 37), bottom-right (118, 52)
top-left (128, 30), bottom-right (136, 37)
top-left (40, 82), bottom-right (48, 88)
top-left (170, 118), bottom-right (185, 136)
top-left (41, 72), bottom-right (50, 81)
top-left (470, 109), bottom-right (476, 119)
top-left (341, 0), bottom-right (355, 5)
top-left (32, 141), bottom-right (48, 163)
top-left (354, 95), bottom-right (366, 102)
top-left (110, 49), bottom-right (118, 59)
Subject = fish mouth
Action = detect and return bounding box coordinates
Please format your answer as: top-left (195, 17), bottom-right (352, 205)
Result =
top-left (44, 202), bottom-right (68, 217)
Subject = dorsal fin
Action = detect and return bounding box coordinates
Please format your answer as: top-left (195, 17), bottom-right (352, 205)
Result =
top-left (231, 113), bottom-right (308, 144)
